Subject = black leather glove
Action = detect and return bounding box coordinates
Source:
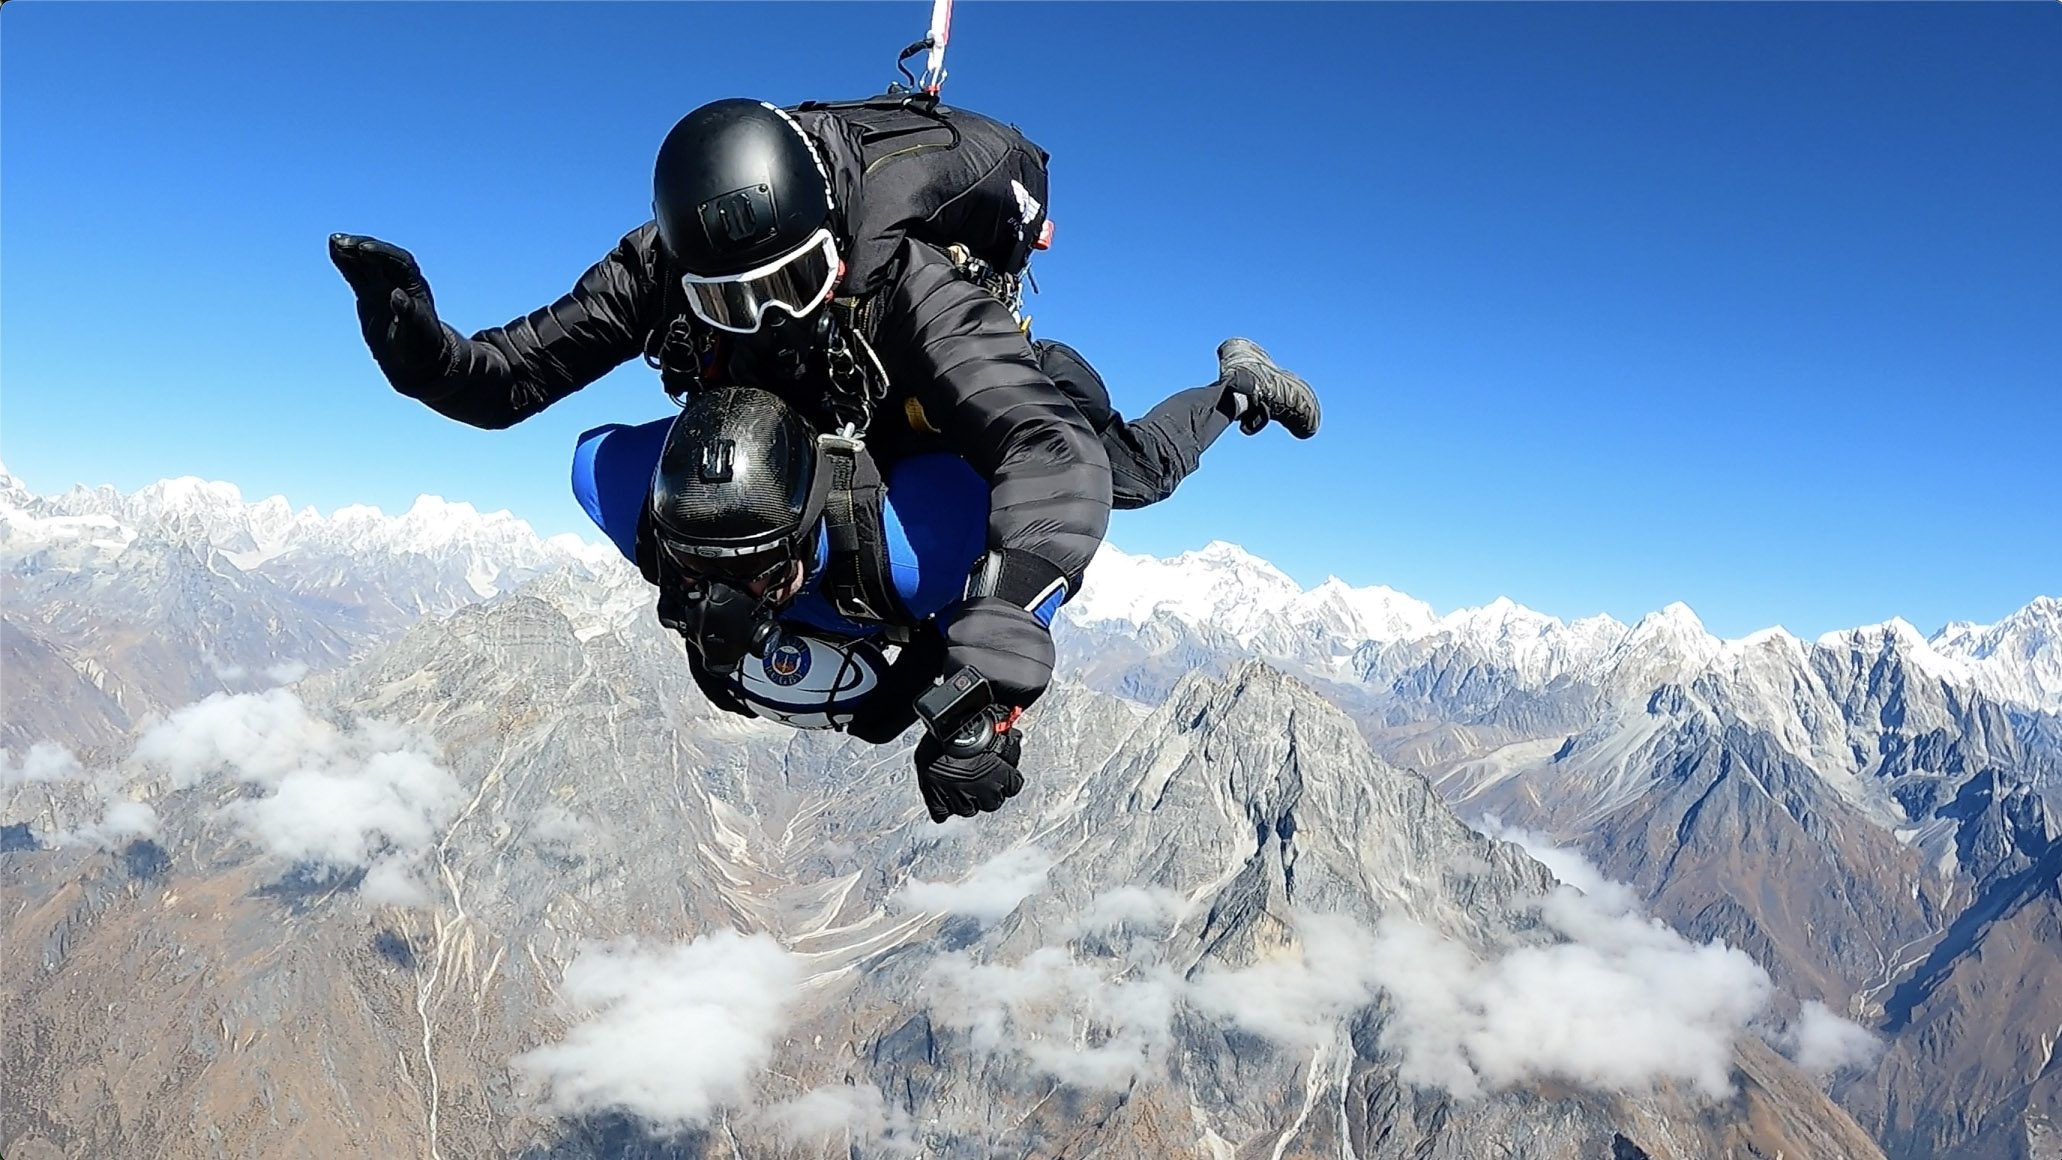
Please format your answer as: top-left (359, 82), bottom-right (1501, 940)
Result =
top-left (914, 723), bottom-right (1024, 823)
top-left (328, 233), bottom-right (457, 396)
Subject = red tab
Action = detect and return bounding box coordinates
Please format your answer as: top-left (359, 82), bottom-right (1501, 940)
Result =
top-left (1034, 219), bottom-right (1055, 251)
top-left (997, 706), bottom-right (1025, 734)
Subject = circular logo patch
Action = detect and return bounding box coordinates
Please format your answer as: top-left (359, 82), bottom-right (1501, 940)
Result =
top-left (762, 637), bottom-right (811, 687)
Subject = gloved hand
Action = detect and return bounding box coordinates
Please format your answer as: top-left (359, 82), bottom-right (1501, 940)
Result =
top-left (941, 596), bottom-right (1055, 710)
top-left (327, 233), bottom-right (456, 396)
top-left (914, 722), bottom-right (1024, 823)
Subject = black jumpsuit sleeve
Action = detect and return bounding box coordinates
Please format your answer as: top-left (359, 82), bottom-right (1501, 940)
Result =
top-left (874, 241), bottom-right (1113, 708)
top-left (403, 224), bottom-right (668, 430)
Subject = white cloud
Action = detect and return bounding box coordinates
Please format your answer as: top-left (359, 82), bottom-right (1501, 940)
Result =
top-left (1, 742), bottom-right (85, 787)
top-left (893, 846), bottom-right (1054, 924)
top-left (67, 799), bottom-right (161, 849)
top-left (1189, 913), bottom-right (1387, 1050)
top-left (1475, 815), bottom-right (1639, 913)
top-left (1778, 1000), bottom-right (1882, 1077)
top-left (223, 748), bottom-right (461, 906)
top-left (132, 688), bottom-right (343, 789)
top-left (755, 1083), bottom-right (917, 1157)
top-left (528, 805), bottom-right (592, 856)
top-left (1188, 865), bottom-right (1781, 1100)
top-left (513, 932), bottom-right (802, 1130)
top-left (265, 660), bottom-right (310, 685)
top-left (1069, 885), bottom-right (1184, 937)
top-left (3, 742), bottom-right (159, 850)
top-left (1423, 894), bottom-right (1770, 1099)
top-left (925, 944), bottom-right (1182, 1091)
top-left (131, 689), bottom-right (461, 904)
top-left (919, 885), bottom-right (1193, 1090)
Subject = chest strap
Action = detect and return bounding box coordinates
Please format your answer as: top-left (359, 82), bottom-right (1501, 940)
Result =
top-left (817, 432), bottom-right (911, 637)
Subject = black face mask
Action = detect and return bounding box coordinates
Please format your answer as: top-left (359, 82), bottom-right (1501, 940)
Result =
top-left (660, 578), bottom-right (780, 675)
top-left (729, 308), bottom-right (833, 390)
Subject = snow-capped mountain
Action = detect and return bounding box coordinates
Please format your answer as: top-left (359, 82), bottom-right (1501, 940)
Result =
top-left (1, 468), bottom-right (635, 746)
top-left (3, 584), bottom-right (1885, 1160)
top-left (1066, 540), bottom-right (1439, 651)
top-left (1930, 596), bottom-right (2062, 714)
top-left (6, 470), bottom-right (2057, 1159)
top-left (1067, 539), bottom-right (2061, 717)
top-left (3, 469), bottom-right (621, 595)
top-left (1060, 545), bottom-right (2059, 1160)
top-left (13, 467), bottom-right (2047, 719)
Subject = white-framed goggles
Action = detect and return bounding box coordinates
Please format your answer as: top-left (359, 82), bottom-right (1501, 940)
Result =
top-left (679, 228), bottom-right (840, 334)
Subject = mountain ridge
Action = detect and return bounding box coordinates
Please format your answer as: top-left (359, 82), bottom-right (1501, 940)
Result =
top-left (7, 469), bottom-right (2056, 1158)
top-left (7, 468), bottom-right (2051, 713)
top-left (3, 591), bottom-right (1887, 1158)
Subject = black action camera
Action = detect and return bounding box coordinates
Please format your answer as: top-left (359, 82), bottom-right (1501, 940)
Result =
top-left (915, 665), bottom-right (994, 748)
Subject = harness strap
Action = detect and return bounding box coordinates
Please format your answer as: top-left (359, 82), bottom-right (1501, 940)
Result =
top-left (817, 432), bottom-right (910, 635)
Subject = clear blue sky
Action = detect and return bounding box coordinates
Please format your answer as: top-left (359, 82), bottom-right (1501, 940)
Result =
top-left (4, 2), bottom-right (2057, 639)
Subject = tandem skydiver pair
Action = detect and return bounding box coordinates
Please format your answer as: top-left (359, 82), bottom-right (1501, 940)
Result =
top-left (331, 92), bottom-right (1321, 823)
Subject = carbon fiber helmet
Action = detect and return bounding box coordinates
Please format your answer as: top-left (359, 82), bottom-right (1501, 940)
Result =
top-left (654, 99), bottom-right (835, 278)
top-left (650, 387), bottom-right (827, 580)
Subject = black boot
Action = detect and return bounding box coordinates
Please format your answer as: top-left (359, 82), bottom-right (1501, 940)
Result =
top-left (1218, 338), bottom-right (1321, 439)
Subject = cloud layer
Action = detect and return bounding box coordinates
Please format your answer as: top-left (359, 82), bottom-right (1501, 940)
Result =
top-left (513, 932), bottom-right (802, 1129)
top-left (893, 846), bottom-right (1054, 924)
top-left (1780, 999), bottom-right (1884, 1077)
top-left (919, 833), bottom-right (1874, 1104)
top-left (132, 689), bottom-right (461, 904)
top-left (755, 1083), bottom-right (917, 1157)
top-left (1361, 898), bottom-right (1773, 1099)
top-left (2, 741), bottom-right (160, 849)
top-left (1, 742), bottom-right (86, 787)
top-left (927, 944), bottom-right (1183, 1091)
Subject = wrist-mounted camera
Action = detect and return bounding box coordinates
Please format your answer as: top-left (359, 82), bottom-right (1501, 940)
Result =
top-left (915, 665), bottom-right (1007, 757)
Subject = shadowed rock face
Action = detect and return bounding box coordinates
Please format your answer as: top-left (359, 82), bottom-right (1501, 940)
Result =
top-left (3, 589), bottom-right (1882, 1160)
top-left (1065, 597), bottom-right (2062, 1160)
top-left (1409, 650), bottom-right (2060, 1160)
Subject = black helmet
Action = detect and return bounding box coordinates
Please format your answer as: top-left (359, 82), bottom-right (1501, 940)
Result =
top-left (650, 387), bottom-right (830, 674)
top-left (650, 386), bottom-right (827, 581)
top-left (654, 99), bottom-right (841, 333)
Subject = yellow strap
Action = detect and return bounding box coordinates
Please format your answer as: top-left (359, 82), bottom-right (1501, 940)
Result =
top-left (904, 396), bottom-right (942, 435)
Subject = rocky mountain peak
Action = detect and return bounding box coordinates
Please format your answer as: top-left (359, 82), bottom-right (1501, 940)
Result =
top-left (1, 472), bottom-right (1919, 1160)
top-left (1931, 595), bottom-right (2062, 712)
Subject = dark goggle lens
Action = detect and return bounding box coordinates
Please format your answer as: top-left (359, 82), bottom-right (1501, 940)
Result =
top-left (658, 538), bottom-right (791, 587)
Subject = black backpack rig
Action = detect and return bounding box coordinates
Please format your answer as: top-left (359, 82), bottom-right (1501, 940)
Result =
top-left (796, 89), bottom-right (1051, 308)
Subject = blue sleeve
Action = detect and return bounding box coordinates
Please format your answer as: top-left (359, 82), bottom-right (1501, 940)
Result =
top-left (882, 454), bottom-right (990, 621)
top-left (571, 416), bottom-right (674, 564)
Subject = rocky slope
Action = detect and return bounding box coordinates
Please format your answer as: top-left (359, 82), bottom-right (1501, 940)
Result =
top-left (1060, 547), bottom-right (2061, 1160)
top-left (9, 472), bottom-right (2055, 1158)
top-left (3, 583), bottom-right (1881, 1158)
